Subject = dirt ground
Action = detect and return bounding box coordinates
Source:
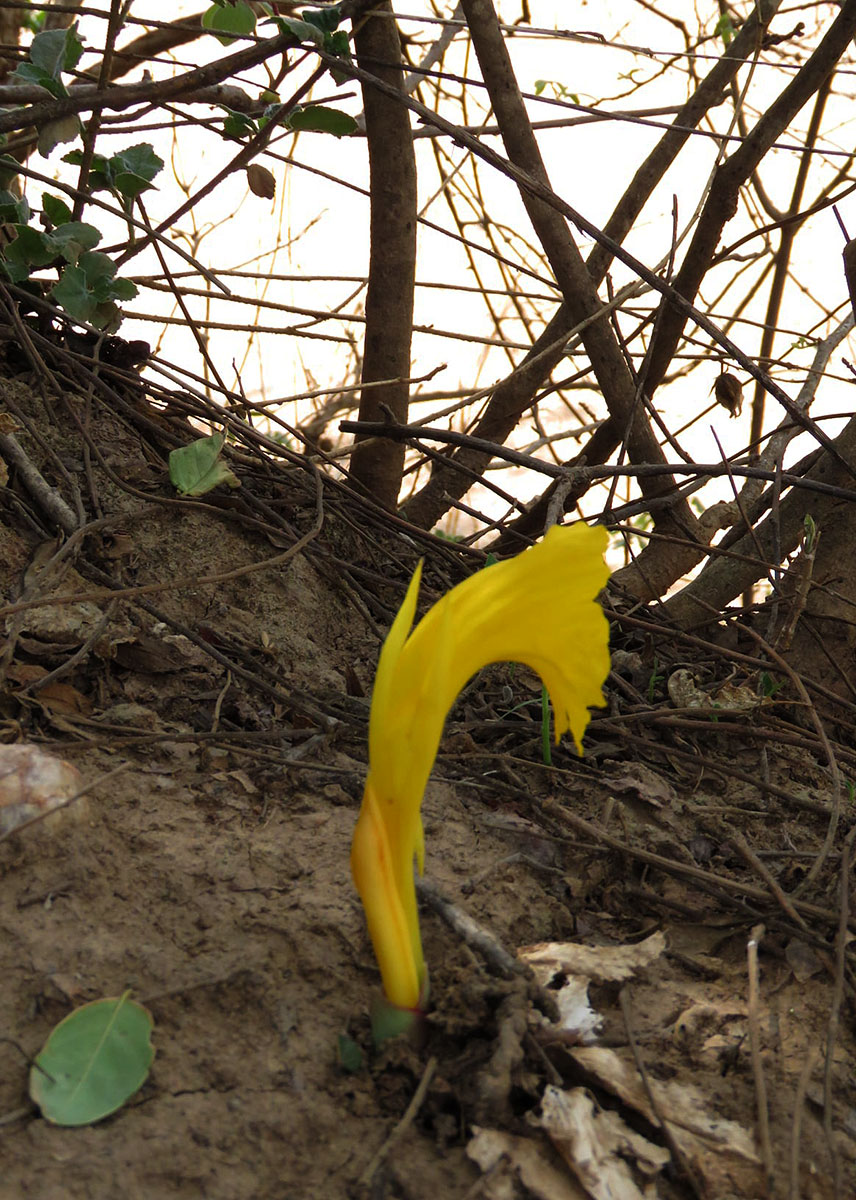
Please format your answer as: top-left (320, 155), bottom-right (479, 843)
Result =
top-left (2, 361), bottom-right (856, 1199)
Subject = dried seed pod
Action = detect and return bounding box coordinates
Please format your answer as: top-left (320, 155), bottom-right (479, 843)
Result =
top-left (711, 372), bottom-right (743, 417)
top-left (246, 164), bottom-right (276, 200)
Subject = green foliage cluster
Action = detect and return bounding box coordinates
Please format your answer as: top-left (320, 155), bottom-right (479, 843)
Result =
top-left (2, 26), bottom-right (163, 330)
top-left (2, 9), bottom-right (355, 332)
top-left (202, 0), bottom-right (353, 66)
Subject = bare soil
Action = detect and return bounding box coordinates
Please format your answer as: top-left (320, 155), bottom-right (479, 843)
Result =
top-left (2, 362), bottom-right (856, 1199)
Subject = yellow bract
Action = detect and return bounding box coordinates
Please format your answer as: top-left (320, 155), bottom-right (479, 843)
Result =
top-left (351, 523), bottom-right (611, 1011)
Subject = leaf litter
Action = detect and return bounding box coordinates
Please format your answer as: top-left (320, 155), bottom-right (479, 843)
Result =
top-left (0, 371), bottom-right (855, 1197)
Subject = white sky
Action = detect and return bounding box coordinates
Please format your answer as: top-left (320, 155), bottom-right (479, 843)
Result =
top-left (30, 2), bottom-right (856, 532)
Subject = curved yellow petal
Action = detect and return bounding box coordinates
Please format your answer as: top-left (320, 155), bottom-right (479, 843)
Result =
top-left (350, 779), bottom-right (424, 1009)
top-left (351, 523), bottom-right (610, 1010)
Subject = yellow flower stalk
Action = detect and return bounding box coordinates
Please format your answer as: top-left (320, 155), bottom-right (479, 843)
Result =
top-left (351, 523), bottom-right (611, 1013)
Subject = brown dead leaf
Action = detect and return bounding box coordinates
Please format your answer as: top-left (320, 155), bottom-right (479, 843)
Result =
top-left (34, 681), bottom-right (93, 716)
top-left (5, 662), bottom-right (48, 686)
top-left (520, 931), bottom-right (666, 985)
top-left (467, 1126), bottom-right (588, 1200)
top-left (602, 763), bottom-right (676, 808)
top-left (537, 1086), bottom-right (669, 1199)
top-left (785, 938), bottom-right (825, 982)
top-left (569, 1045), bottom-right (762, 1195)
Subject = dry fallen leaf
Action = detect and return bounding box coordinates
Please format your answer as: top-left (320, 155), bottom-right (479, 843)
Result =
top-left (537, 1086), bottom-right (669, 1199)
top-left (520, 931), bottom-right (666, 985)
top-left (467, 1126), bottom-right (588, 1200)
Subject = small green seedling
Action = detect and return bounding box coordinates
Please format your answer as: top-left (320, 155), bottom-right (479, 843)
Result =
top-left (760, 672), bottom-right (784, 699)
top-left (169, 432), bottom-right (240, 496)
top-left (647, 657), bottom-right (664, 703)
top-left (336, 1034), bottom-right (363, 1074)
top-left (541, 685), bottom-right (552, 766)
top-left (30, 992), bottom-right (154, 1126)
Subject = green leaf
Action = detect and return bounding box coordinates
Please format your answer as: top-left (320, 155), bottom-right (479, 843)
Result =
top-left (49, 256), bottom-right (130, 329)
top-left (222, 108), bottom-right (258, 139)
top-left (323, 29), bottom-right (351, 59)
top-left (301, 5), bottom-right (344, 34)
top-left (169, 433), bottom-right (240, 495)
top-left (0, 191), bottom-right (29, 224)
top-left (540, 685), bottom-right (552, 766)
top-left (0, 155), bottom-right (20, 190)
top-left (714, 12), bottom-right (735, 46)
top-left (10, 61), bottom-right (66, 98)
top-left (277, 16), bottom-right (324, 47)
top-left (23, 9), bottom-right (47, 33)
top-left (109, 277), bottom-right (138, 302)
top-left (61, 145), bottom-right (162, 205)
top-left (42, 192), bottom-right (73, 226)
top-left (202, 1), bottom-right (257, 44)
top-left (91, 300), bottom-right (121, 332)
top-left (50, 251), bottom-right (121, 317)
top-left (30, 24), bottom-right (84, 76)
top-left (62, 149), bottom-right (111, 192)
top-left (82, 248), bottom-right (118, 284)
top-left (30, 993), bottom-right (154, 1126)
top-left (111, 144), bottom-right (164, 187)
top-left (285, 106), bottom-right (356, 137)
top-left (37, 113), bottom-right (82, 157)
top-left (50, 221), bottom-right (102, 265)
top-left (50, 264), bottom-right (99, 321)
top-left (3, 225), bottom-right (57, 269)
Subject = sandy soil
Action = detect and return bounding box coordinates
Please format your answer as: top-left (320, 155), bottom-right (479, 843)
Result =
top-left (1, 368), bottom-right (855, 1199)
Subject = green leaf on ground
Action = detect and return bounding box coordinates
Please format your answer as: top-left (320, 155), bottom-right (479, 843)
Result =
top-left (169, 433), bottom-right (240, 495)
top-left (30, 992), bottom-right (154, 1126)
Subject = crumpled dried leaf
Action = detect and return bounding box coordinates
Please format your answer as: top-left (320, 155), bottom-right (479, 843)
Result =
top-left (603, 763), bottom-right (676, 808)
top-left (785, 937), bottom-right (825, 982)
top-left (467, 1126), bottom-right (588, 1200)
top-left (520, 931), bottom-right (666, 985)
top-left (668, 668), bottom-right (766, 714)
top-left (569, 1044), bottom-right (762, 1195)
top-left (519, 933), bottom-right (666, 1041)
top-left (537, 1086), bottom-right (669, 1199)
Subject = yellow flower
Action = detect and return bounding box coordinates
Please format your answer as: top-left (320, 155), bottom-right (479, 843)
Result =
top-left (350, 523), bottom-right (611, 1011)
